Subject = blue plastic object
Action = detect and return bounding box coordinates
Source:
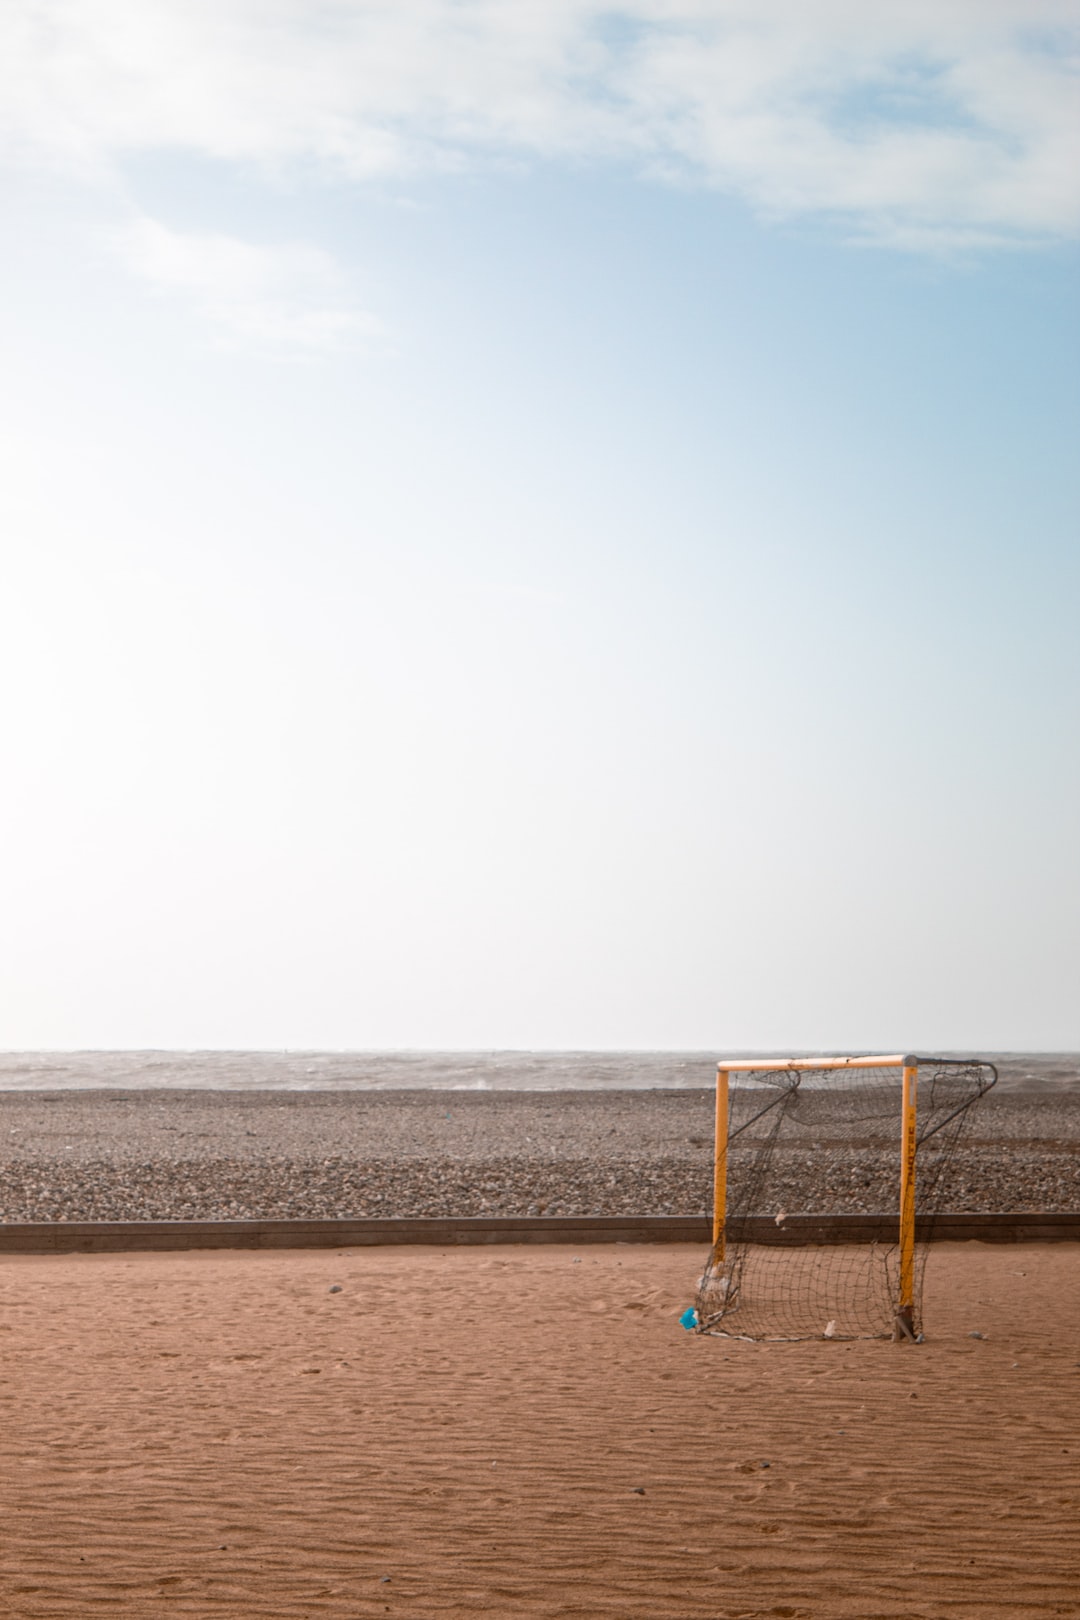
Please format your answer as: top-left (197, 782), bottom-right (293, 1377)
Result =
top-left (679, 1307), bottom-right (698, 1331)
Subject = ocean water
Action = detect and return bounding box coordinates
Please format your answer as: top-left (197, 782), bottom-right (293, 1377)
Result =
top-left (0, 1051), bottom-right (1075, 1093)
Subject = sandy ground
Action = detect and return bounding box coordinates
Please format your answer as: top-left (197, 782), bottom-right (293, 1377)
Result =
top-left (1, 1244), bottom-right (1078, 1618)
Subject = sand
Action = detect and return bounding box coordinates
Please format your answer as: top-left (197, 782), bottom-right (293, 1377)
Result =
top-left (1, 1242), bottom-right (1077, 1618)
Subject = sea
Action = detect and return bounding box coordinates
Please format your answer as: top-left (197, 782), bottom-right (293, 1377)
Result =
top-left (0, 1051), bottom-right (1075, 1093)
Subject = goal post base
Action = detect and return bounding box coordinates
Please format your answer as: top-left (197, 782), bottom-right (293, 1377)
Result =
top-left (892, 1306), bottom-right (918, 1343)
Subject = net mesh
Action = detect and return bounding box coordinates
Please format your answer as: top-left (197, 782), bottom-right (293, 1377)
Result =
top-left (695, 1059), bottom-right (996, 1341)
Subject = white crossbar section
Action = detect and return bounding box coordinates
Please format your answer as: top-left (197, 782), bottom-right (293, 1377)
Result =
top-left (715, 1054), bottom-right (908, 1071)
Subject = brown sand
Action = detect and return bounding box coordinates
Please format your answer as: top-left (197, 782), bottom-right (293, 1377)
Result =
top-left (1, 1244), bottom-right (1078, 1619)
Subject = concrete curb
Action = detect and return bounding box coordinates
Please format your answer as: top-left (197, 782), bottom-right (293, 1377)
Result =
top-left (0, 1211), bottom-right (1077, 1253)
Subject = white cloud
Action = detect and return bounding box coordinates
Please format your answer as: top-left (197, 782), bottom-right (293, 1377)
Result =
top-left (1, 1), bottom-right (1077, 248)
top-left (111, 216), bottom-right (381, 353)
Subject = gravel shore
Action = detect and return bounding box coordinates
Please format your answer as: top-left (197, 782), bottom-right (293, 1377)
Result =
top-left (1, 1086), bottom-right (1077, 1222)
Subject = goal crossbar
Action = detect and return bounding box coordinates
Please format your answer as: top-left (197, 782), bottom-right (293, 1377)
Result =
top-left (714, 1054), bottom-right (972, 1072)
top-left (722, 1056), bottom-right (906, 1069)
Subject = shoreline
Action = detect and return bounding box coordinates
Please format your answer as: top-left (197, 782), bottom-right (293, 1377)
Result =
top-left (0, 1050), bottom-right (1077, 1092)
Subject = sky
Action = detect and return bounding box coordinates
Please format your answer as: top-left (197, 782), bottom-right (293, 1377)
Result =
top-left (0, 0), bottom-right (1077, 1052)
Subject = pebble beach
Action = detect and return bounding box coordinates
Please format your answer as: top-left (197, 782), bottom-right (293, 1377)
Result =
top-left (1, 1071), bottom-right (1078, 1222)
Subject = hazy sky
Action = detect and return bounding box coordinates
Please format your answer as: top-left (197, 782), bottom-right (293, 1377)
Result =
top-left (1, 1), bottom-right (1077, 1051)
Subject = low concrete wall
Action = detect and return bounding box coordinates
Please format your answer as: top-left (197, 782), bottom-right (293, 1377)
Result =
top-left (733, 1212), bottom-right (1080, 1245)
top-left (0, 1211), bottom-right (1077, 1254)
top-left (0, 1214), bottom-right (708, 1253)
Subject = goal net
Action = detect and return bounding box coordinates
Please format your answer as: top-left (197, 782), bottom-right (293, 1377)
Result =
top-left (694, 1056), bottom-right (996, 1341)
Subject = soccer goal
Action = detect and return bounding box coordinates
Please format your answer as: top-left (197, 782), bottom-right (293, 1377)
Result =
top-left (694, 1055), bottom-right (996, 1342)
